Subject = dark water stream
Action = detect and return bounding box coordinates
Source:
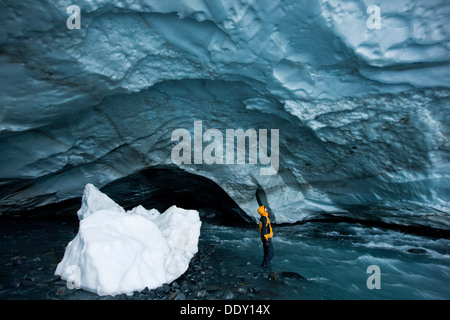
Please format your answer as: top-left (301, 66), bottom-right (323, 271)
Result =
top-left (1, 214), bottom-right (449, 300)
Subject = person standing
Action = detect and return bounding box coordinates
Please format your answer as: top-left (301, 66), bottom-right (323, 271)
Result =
top-left (258, 205), bottom-right (274, 267)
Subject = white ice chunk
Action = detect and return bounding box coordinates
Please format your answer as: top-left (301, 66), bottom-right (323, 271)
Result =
top-left (76, 183), bottom-right (125, 220)
top-left (55, 184), bottom-right (201, 296)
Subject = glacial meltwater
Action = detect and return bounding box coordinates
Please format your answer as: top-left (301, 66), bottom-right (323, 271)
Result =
top-left (1, 216), bottom-right (449, 300)
top-left (198, 221), bottom-right (450, 300)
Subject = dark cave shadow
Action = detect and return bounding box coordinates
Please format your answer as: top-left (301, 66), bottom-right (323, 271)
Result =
top-left (100, 165), bottom-right (252, 226)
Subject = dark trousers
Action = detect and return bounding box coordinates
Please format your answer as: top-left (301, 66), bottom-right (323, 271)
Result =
top-left (262, 238), bottom-right (274, 267)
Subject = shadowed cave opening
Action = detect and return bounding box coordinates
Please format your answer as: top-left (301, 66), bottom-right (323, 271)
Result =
top-left (0, 166), bottom-right (252, 226)
top-left (100, 165), bottom-right (252, 225)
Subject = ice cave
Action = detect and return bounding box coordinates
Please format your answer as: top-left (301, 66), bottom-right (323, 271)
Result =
top-left (0, 0), bottom-right (449, 301)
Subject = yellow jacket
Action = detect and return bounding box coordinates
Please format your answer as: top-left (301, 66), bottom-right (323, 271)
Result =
top-left (258, 205), bottom-right (273, 241)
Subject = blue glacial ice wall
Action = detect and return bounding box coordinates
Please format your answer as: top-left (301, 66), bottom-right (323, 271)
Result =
top-left (0, 0), bottom-right (449, 227)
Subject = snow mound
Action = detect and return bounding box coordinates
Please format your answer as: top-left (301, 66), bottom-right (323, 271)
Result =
top-left (76, 183), bottom-right (125, 220)
top-left (55, 184), bottom-right (201, 296)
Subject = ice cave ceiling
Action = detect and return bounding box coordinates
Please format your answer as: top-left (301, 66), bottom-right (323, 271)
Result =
top-left (0, 0), bottom-right (449, 228)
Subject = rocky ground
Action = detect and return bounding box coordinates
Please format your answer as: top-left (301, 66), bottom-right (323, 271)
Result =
top-left (0, 218), bottom-right (306, 300)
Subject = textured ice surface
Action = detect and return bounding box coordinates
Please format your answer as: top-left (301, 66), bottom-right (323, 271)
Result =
top-left (0, 0), bottom-right (449, 227)
top-left (54, 184), bottom-right (201, 296)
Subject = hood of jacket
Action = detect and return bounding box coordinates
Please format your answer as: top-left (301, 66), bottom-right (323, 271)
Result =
top-left (258, 205), bottom-right (268, 217)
